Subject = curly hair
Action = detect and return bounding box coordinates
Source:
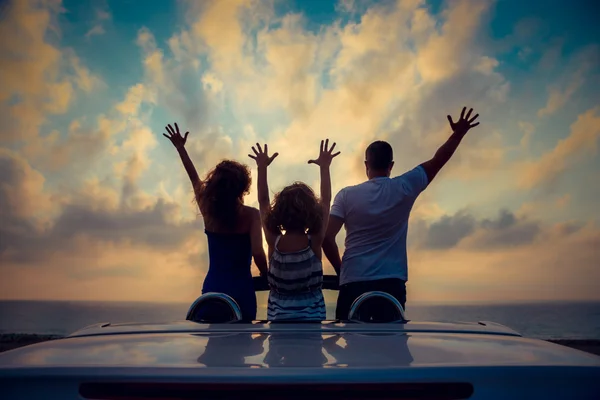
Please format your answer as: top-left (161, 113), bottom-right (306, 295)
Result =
top-left (265, 182), bottom-right (323, 235)
top-left (197, 160), bottom-right (251, 230)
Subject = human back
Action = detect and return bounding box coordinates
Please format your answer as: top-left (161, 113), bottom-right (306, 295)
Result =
top-left (323, 108), bottom-right (481, 320)
top-left (333, 167), bottom-right (426, 285)
top-left (248, 140), bottom-right (340, 321)
top-left (265, 184), bottom-right (326, 321)
top-left (163, 123), bottom-right (268, 322)
top-left (325, 140), bottom-right (429, 319)
top-left (202, 204), bottom-right (257, 321)
top-left (198, 161), bottom-right (266, 321)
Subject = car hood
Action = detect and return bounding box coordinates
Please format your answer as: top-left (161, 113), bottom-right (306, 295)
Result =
top-left (1, 330), bottom-right (599, 369)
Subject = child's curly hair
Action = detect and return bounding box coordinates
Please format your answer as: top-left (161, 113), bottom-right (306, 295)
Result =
top-left (197, 160), bottom-right (251, 230)
top-left (265, 182), bottom-right (323, 235)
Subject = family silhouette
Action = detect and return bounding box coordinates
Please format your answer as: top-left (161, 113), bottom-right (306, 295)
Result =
top-left (163, 107), bottom-right (480, 321)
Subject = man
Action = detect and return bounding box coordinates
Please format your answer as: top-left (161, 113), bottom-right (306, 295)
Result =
top-left (323, 107), bottom-right (480, 320)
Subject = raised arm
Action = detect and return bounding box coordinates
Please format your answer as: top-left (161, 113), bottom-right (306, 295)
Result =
top-left (322, 215), bottom-right (344, 275)
top-left (248, 143), bottom-right (279, 250)
top-left (308, 139), bottom-right (340, 246)
top-left (163, 123), bottom-right (203, 205)
top-left (249, 207), bottom-right (269, 277)
top-left (421, 107), bottom-right (480, 183)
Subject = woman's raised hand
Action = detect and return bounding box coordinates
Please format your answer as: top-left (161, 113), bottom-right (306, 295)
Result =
top-left (308, 139), bottom-right (340, 168)
top-left (248, 143), bottom-right (279, 168)
top-left (163, 123), bottom-right (188, 149)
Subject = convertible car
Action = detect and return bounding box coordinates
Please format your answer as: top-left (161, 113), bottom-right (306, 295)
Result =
top-left (0, 276), bottom-right (599, 399)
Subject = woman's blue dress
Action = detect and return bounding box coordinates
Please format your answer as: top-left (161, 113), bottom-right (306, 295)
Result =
top-left (201, 230), bottom-right (257, 321)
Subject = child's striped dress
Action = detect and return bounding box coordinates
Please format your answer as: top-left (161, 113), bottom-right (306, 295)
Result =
top-left (267, 235), bottom-right (326, 321)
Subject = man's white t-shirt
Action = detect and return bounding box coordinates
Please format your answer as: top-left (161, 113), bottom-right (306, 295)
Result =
top-left (330, 165), bottom-right (429, 286)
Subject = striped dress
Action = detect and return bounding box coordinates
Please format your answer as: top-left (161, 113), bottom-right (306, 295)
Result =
top-left (267, 235), bottom-right (326, 321)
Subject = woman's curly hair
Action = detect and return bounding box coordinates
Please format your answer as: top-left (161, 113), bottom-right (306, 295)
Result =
top-left (265, 182), bottom-right (323, 235)
top-left (197, 160), bottom-right (251, 230)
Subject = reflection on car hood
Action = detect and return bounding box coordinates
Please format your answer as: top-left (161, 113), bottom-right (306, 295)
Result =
top-left (1, 324), bottom-right (599, 369)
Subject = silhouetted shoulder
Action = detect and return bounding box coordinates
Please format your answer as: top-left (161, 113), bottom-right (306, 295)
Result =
top-left (392, 166), bottom-right (429, 198)
top-left (242, 205), bottom-right (261, 221)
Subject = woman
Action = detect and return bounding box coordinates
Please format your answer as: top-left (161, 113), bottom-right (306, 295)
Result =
top-left (163, 122), bottom-right (268, 321)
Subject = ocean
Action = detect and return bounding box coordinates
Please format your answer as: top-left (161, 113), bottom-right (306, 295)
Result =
top-left (1, 297), bottom-right (599, 340)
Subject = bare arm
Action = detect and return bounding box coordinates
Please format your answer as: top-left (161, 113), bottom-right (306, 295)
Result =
top-left (308, 139), bottom-right (340, 246)
top-left (249, 208), bottom-right (269, 277)
top-left (163, 123), bottom-right (203, 204)
top-left (421, 107), bottom-right (480, 183)
top-left (177, 147), bottom-right (202, 202)
top-left (248, 143), bottom-right (279, 251)
top-left (319, 165), bottom-right (332, 232)
top-left (322, 215), bottom-right (344, 275)
top-left (257, 165), bottom-right (276, 251)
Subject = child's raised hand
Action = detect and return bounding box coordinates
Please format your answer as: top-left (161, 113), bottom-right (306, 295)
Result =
top-left (308, 139), bottom-right (340, 168)
top-left (249, 143), bottom-right (279, 168)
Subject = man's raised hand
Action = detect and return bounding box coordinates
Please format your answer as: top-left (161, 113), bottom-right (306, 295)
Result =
top-left (447, 107), bottom-right (480, 136)
top-left (163, 123), bottom-right (189, 149)
top-left (308, 139), bottom-right (340, 168)
top-left (249, 143), bottom-right (279, 168)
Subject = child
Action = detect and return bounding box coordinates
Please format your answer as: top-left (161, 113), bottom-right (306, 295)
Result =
top-left (248, 140), bottom-right (340, 321)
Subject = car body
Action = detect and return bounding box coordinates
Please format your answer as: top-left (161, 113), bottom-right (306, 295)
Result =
top-left (1, 319), bottom-right (600, 399)
top-left (1, 285), bottom-right (599, 399)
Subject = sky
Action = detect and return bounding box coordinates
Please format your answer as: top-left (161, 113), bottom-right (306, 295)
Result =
top-left (0, 0), bottom-right (599, 304)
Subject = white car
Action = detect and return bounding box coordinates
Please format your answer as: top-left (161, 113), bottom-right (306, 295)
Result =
top-left (1, 277), bottom-right (599, 399)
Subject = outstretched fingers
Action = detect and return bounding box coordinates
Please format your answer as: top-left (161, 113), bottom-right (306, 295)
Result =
top-left (469, 122), bottom-right (480, 128)
top-left (332, 151), bottom-right (341, 158)
top-left (447, 115), bottom-right (454, 125)
top-left (460, 107), bottom-right (466, 120)
top-left (465, 108), bottom-right (473, 120)
top-left (468, 113), bottom-right (479, 123)
top-left (329, 141), bottom-right (337, 153)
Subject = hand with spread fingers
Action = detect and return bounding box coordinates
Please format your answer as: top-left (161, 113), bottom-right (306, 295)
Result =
top-left (308, 139), bottom-right (340, 168)
top-left (447, 107), bottom-right (480, 136)
top-left (248, 143), bottom-right (279, 169)
top-left (163, 123), bottom-right (189, 149)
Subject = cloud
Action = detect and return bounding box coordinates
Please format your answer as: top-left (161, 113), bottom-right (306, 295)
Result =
top-left (0, 148), bottom-right (52, 220)
top-left (408, 222), bottom-right (600, 302)
top-left (412, 209), bottom-right (542, 251)
top-left (417, 210), bottom-right (477, 249)
top-left (0, 0), bottom-right (101, 143)
top-left (1, 0), bottom-right (598, 303)
top-left (175, 0), bottom-right (511, 191)
top-left (465, 210), bottom-right (541, 249)
top-left (537, 45), bottom-right (599, 117)
top-left (0, 149), bottom-right (207, 301)
top-left (518, 121), bottom-right (535, 149)
top-left (85, 3), bottom-right (112, 38)
top-left (537, 74), bottom-right (584, 117)
top-left (520, 107), bottom-right (600, 189)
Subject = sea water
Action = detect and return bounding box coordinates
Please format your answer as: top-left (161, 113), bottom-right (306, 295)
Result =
top-left (1, 298), bottom-right (599, 339)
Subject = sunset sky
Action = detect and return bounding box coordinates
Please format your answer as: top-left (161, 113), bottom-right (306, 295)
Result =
top-left (1, 0), bottom-right (599, 304)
